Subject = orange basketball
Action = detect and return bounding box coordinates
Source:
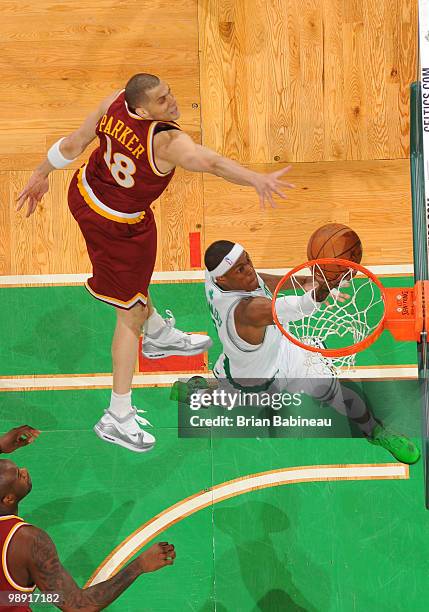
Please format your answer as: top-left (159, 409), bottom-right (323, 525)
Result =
top-left (307, 223), bottom-right (362, 282)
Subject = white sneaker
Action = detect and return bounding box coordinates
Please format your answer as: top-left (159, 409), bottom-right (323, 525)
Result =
top-left (94, 408), bottom-right (155, 453)
top-left (143, 309), bottom-right (213, 359)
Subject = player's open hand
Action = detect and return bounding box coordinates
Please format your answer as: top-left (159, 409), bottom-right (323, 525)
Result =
top-left (314, 279), bottom-right (351, 306)
top-left (0, 425), bottom-right (41, 454)
top-left (328, 283), bottom-right (351, 305)
top-left (16, 172), bottom-right (50, 218)
top-left (138, 542), bottom-right (176, 573)
top-left (252, 165), bottom-right (295, 209)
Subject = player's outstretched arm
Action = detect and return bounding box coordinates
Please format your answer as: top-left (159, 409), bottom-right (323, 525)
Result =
top-left (237, 292), bottom-right (323, 330)
top-left (21, 526), bottom-right (175, 612)
top-left (16, 90), bottom-right (121, 218)
top-left (155, 130), bottom-right (294, 209)
top-left (259, 272), bottom-right (310, 294)
top-left (260, 273), bottom-right (350, 304)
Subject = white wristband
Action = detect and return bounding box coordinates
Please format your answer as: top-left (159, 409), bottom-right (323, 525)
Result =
top-left (47, 138), bottom-right (76, 169)
top-left (275, 291), bottom-right (318, 323)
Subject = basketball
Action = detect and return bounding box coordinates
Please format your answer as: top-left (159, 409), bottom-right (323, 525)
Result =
top-left (307, 223), bottom-right (362, 282)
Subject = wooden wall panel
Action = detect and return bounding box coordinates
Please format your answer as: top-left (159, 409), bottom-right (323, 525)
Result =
top-left (198, 0), bottom-right (418, 163)
top-left (8, 158), bottom-right (412, 274)
top-left (342, 7), bottom-right (367, 159)
top-left (7, 170), bottom-right (91, 274)
top-left (364, 0), bottom-right (389, 160)
top-left (50, 170), bottom-right (91, 273)
top-left (297, 0), bottom-right (324, 162)
top-left (0, 0), bottom-right (201, 170)
top-left (397, 0), bottom-right (418, 158)
top-left (6, 166), bottom-right (205, 275)
top-left (0, 174), bottom-right (11, 274)
top-left (0, 0), bottom-right (203, 274)
top-left (158, 169), bottom-right (204, 271)
top-left (203, 159), bottom-right (413, 267)
top-left (0, 0), bottom-right (419, 276)
top-left (323, 0), bottom-right (346, 160)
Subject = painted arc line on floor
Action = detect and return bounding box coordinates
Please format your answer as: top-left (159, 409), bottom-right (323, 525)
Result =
top-left (0, 264), bottom-right (414, 286)
top-left (0, 366), bottom-right (419, 391)
top-left (86, 463), bottom-right (409, 587)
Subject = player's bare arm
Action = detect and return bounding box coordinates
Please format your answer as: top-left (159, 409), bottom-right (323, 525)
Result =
top-left (154, 129), bottom-right (295, 209)
top-left (234, 292), bottom-right (319, 347)
top-left (259, 272), bottom-right (311, 294)
top-left (16, 90), bottom-right (121, 218)
top-left (233, 297), bottom-right (274, 345)
top-left (259, 272), bottom-right (350, 304)
top-left (236, 297), bottom-right (274, 328)
top-left (234, 282), bottom-right (344, 345)
top-left (21, 526), bottom-right (175, 612)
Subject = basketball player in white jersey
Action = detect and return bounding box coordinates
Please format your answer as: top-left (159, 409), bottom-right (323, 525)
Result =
top-left (200, 240), bottom-right (420, 464)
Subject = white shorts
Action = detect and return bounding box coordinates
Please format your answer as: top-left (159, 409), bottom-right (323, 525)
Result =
top-left (214, 337), bottom-right (337, 401)
top-left (277, 337), bottom-right (334, 379)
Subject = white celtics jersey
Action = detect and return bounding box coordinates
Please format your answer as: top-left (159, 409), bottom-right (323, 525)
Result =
top-left (205, 270), bottom-right (283, 388)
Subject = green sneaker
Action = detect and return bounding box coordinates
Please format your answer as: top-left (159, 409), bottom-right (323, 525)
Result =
top-left (368, 424), bottom-right (421, 464)
top-left (170, 376), bottom-right (209, 402)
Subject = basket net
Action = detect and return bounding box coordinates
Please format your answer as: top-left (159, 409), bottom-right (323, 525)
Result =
top-left (274, 262), bottom-right (385, 375)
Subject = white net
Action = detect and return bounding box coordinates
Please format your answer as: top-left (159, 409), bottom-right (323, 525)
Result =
top-left (275, 263), bottom-right (385, 375)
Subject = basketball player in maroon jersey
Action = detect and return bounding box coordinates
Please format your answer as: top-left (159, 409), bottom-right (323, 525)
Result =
top-left (0, 460), bottom-right (175, 611)
top-left (16, 73), bottom-right (294, 453)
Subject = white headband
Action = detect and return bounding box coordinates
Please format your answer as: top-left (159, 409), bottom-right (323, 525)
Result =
top-left (209, 243), bottom-right (244, 279)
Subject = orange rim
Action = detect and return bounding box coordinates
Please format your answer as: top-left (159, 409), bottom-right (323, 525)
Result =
top-left (271, 258), bottom-right (387, 358)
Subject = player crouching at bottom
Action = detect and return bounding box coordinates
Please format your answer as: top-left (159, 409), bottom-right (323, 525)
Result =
top-left (0, 459), bottom-right (175, 610)
top-left (196, 240), bottom-right (419, 465)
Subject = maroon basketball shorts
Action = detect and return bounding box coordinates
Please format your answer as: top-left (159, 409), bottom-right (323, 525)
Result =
top-left (68, 170), bottom-right (157, 309)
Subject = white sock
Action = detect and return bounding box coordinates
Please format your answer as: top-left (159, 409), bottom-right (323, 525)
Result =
top-left (144, 309), bottom-right (166, 337)
top-left (109, 391), bottom-right (133, 419)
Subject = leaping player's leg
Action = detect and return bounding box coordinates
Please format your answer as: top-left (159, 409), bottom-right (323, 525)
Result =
top-left (68, 172), bottom-right (158, 452)
top-left (283, 344), bottom-right (420, 464)
top-left (307, 378), bottom-right (419, 463)
top-left (142, 295), bottom-right (213, 359)
top-left (93, 303), bottom-right (155, 453)
top-left (68, 171), bottom-right (212, 450)
top-left (113, 304), bottom-right (149, 394)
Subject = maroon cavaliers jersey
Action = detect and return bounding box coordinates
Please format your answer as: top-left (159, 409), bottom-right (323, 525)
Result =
top-left (0, 515), bottom-right (34, 612)
top-left (82, 90), bottom-right (180, 216)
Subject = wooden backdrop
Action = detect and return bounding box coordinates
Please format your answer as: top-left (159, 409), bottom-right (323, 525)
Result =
top-left (0, 0), bottom-right (418, 273)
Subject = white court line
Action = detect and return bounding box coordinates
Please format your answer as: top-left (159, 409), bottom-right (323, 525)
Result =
top-left (0, 264), bottom-right (414, 286)
top-left (340, 366), bottom-right (417, 380)
top-left (0, 271), bottom-right (203, 285)
top-left (0, 366), bottom-right (419, 391)
top-left (0, 373), bottom-right (212, 391)
top-left (86, 463), bottom-right (409, 586)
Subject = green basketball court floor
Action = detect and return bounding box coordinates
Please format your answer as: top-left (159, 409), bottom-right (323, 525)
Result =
top-left (0, 278), bottom-right (426, 611)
